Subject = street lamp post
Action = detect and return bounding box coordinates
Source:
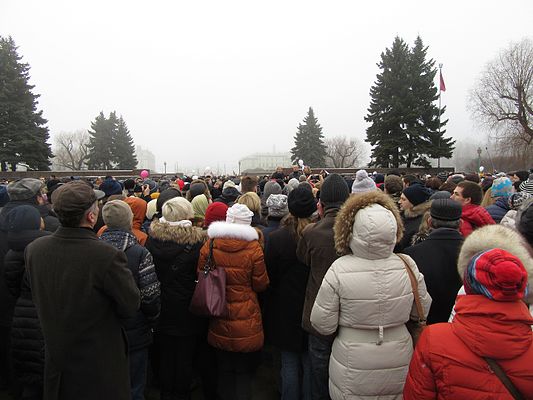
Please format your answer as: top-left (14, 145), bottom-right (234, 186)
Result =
top-left (164, 161), bottom-right (167, 174)
top-left (477, 147), bottom-right (482, 174)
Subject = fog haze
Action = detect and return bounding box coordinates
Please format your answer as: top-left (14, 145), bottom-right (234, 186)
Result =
top-left (1, 0), bottom-right (532, 173)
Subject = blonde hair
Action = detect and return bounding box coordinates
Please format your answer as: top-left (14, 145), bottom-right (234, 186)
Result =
top-left (237, 192), bottom-right (261, 215)
top-left (480, 187), bottom-right (496, 207)
top-left (282, 214), bottom-right (313, 240)
top-left (162, 197), bottom-right (193, 222)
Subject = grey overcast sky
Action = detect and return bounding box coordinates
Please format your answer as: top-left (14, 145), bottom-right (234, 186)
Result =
top-left (1, 0), bottom-right (532, 174)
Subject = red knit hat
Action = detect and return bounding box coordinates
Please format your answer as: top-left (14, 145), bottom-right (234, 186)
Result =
top-left (204, 202), bottom-right (228, 228)
top-left (464, 248), bottom-right (528, 302)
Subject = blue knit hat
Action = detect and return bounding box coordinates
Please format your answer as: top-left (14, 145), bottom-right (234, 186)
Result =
top-left (491, 177), bottom-right (513, 198)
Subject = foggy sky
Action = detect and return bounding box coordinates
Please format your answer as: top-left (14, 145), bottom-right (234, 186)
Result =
top-left (1, 0), bottom-right (532, 174)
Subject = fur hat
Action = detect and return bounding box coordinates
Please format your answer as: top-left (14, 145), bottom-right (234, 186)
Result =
top-left (351, 170), bottom-right (377, 194)
top-left (430, 199), bottom-right (462, 221)
top-left (288, 186), bottom-right (317, 218)
top-left (226, 203), bottom-right (254, 225)
top-left (102, 200), bottom-right (133, 230)
top-left (320, 173), bottom-right (349, 205)
top-left (491, 177), bottom-right (513, 198)
top-left (464, 248), bottom-right (528, 302)
top-left (204, 202), bottom-right (228, 228)
top-left (266, 194), bottom-right (289, 218)
top-left (403, 184), bottom-right (431, 206)
top-left (7, 178), bottom-right (43, 201)
top-left (162, 197), bottom-right (193, 222)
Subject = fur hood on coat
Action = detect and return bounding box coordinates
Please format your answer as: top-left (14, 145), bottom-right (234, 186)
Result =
top-left (457, 224), bottom-right (533, 303)
top-left (207, 221), bottom-right (259, 242)
top-left (149, 219), bottom-right (206, 245)
top-left (334, 191), bottom-right (403, 256)
top-left (403, 200), bottom-right (432, 219)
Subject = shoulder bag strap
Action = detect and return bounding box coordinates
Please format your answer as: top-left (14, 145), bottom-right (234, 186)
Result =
top-left (397, 253), bottom-right (425, 323)
top-left (484, 357), bottom-right (524, 400)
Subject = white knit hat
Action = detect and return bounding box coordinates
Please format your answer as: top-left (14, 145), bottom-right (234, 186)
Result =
top-left (226, 203), bottom-right (254, 225)
top-left (351, 170), bottom-right (377, 193)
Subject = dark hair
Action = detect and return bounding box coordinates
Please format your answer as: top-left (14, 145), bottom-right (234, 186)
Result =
top-left (403, 174), bottom-right (419, 186)
top-left (241, 176), bottom-right (258, 193)
top-left (425, 177), bottom-right (442, 191)
top-left (515, 170), bottom-right (529, 182)
top-left (56, 202), bottom-right (97, 228)
top-left (430, 217), bottom-right (460, 230)
top-left (457, 181), bottom-right (483, 205)
top-left (439, 181), bottom-right (456, 194)
top-left (464, 173), bottom-right (480, 183)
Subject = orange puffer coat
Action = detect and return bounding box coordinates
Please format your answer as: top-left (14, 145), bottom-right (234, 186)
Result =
top-left (198, 221), bottom-right (269, 353)
top-left (404, 295), bottom-right (533, 399)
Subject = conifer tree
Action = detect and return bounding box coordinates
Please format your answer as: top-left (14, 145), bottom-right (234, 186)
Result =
top-left (113, 116), bottom-right (137, 169)
top-left (365, 36), bottom-right (454, 168)
top-left (87, 112), bottom-right (115, 170)
top-left (291, 107), bottom-right (327, 167)
top-left (0, 36), bottom-right (52, 171)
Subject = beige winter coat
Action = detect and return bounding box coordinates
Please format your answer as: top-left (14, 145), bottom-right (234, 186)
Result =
top-left (310, 191), bottom-right (431, 400)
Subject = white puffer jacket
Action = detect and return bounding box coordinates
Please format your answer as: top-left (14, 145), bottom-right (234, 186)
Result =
top-left (311, 192), bottom-right (431, 400)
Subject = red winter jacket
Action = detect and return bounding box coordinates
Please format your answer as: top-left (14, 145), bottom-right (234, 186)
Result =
top-left (404, 295), bottom-right (533, 399)
top-left (459, 204), bottom-right (495, 237)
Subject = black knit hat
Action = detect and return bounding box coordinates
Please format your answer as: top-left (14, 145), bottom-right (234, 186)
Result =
top-left (403, 183), bottom-right (431, 206)
top-left (430, 199), bottom-right (462, 221)
top-left (319, 173), bottom-right (349, 205)
top-left (288, 186), bottom-right (317, 218)
top-left (518, 202), bottom-right (533, 245)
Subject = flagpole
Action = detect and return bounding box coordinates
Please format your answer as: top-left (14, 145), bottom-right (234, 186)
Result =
top-left (437, 63), bottom-right (443, 170)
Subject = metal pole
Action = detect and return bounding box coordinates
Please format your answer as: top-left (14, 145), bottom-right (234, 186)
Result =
top-left (437, 63), bottom-right (443, 170)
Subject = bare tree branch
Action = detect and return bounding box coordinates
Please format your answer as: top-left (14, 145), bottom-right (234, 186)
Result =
top-left (52, 130), bottom-right (91, 170)
top-left (325, 136), bottom-right (366, 168)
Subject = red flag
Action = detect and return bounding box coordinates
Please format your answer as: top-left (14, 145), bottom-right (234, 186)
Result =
top-left (439, 71), bottom-right (446, 92)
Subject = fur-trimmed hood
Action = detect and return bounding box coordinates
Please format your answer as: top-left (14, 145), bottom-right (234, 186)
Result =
top-left (149, 219), bottom-right (206, 245)
top-left (404, 200), bottom-right (431, 219)
top-left (457, 224), bottom-right (533, 304)
top-left (334, 191), bottom-right (403, 259)
top-left (207, 221), bottom-right (259, 242)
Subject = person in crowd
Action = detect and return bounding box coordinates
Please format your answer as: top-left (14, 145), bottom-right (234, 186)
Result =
top-left (260, 181), bottom-right (282, 222)
top-left (519, 172), bottom-right (533, 194)
top-left (146, 197), bottom-right (214, 400)
top-left (4, 206), bottom-right (50, 400)
top-left (409, 210), bottom-right (432, 245)
top-left (124, 178), bottom-right (137, 197)
top-left (286, 178), bottom-right (300, 193)
top-left (397, 183), bottom-right (432, 251)
top-left (403, 199), bottom-right (463, 324)
top-left (0, 179), bottom-right (59, 390)
top-left (98, 197), bottom-right (149, 246)
top-left (290, 165), bottom-right (302, 180)
top-left (425, 177), bottom-right (442, 191)
top-left (237, 192), bottom-right (263, 227)
top-left (403, 246), bottom-right (533, 398)
top-left (100, 200), bottom-right (161, 400)
top-left (463, 173), bottom-right (480, 184)
top-left (384, 175), bottom-right (403, 207)
top-left (485, 176), bottom-right (514, 223)
top-left (240, 176), bottom-right (258, 194)
top-left (199, 203), bottom-right (269, 400)
top-left (25, 181), bottom-right (140, 400)
top-left (264, 187), bottom-right (317, 400)
top-left (500, 192), bottom-right (532, 229)
top-left (99, 175), bottom-right (123, 199)
top-left (373, 173), bottom-right (385, 190)
top-left (310, 190), bottom-right (431, 400)
top-left (451, 181), bottom-right (494, 237)
top-left (262, 194), bottom-right (289, 243)
top-left (297, 173), bottom-right (350, 400)
top-left (351, 170), bottom-right (377, 194)
top-left (191, 194), bottom-right (209, 227)
top-left (186, 180), bottom-right (210, 203)
top-left (517, 200), bottom-right (533, 250)
top-left (204, 201), bottom-right (229, 229)
top-left (511, 170), bottom-right (529, 189)
top-left (402, 174), bottom-right (420, 189)
top-left (215, 186), bottom-right (241, 207)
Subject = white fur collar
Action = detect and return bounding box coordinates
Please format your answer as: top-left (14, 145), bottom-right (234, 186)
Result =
top-left (207, 221), bottom-right (259, 241)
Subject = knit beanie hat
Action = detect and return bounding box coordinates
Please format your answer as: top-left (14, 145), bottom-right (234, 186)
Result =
top-left (6, 205), bottom-right (41, 232)
top-left (99, 178), bottom-right (123, 198)
top-left (223, 180), bottom-right (236, 191)
top-left (519, 174), bottom-right (533, 194)
top-left (491, 177), bottom-right (513, 198)
top-left (517, 202), bottom-right (533, 246)
top-left (204, 202), bottom-right (228, 228)
top-left (288, 186), bottom-right (317, 218)
top-left (374, 174), bottom-right (385, 185)
top-left (191, 194), bottom-right (209, 219)
top-left (320, 174), bottom-right (349, 205)
top-left (123, 179), bottom-right (135, 192)
top-left (430, 190), bottom-right (451, 200)
top-left (464, 248), bottom-right (528, 302)
top-left (220, 187), bottom-right (241, 204)
top-left (351, 170), bottom-right (377, 194)
top-left (189, 182), bottom-right (206, 200)
top-left (402, 184), bottom-right (431, 206)
top-left (226, 203), bottom-right (254, 225)
top-left (508, 192), bottom-right (532, 210)
top-left (146, 198), bottom-right (158, 220)
top-left (102, 200), bottom-right (133, 230)
top-left (162, 197), bottom-right (193, 222)
top-left (262, 181), bottom-right (282, 200)
top-left (156, 188), bottom-right (182, 215)
top-left (287, 178), bottom-right (300, 192)
top-left (266, 194), bottom-right (289, 218)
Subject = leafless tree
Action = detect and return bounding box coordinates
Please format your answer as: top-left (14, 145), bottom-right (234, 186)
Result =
top-left (470, 38), bottom-right (533, 167)
top-left (325, 136), bottom-right (365, 168)
top-left (52, 130), bottom-right (91, 170)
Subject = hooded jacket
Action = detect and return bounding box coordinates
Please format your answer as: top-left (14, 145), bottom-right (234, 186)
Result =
top-left (199, 221), bottom-right (269, 352)
top-left (310, 191), bottom-right (431, 400)
top-left (404, 225), bottom-right (533, 399)
top-left (459, 203), bottom-right (495, 237)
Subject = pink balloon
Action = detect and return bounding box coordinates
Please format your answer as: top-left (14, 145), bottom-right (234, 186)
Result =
top-left (140, 170), bottom-right (149, 179)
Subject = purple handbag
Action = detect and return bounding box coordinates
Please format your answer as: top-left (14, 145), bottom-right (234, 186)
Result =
top-left (189, 239), bottom-right (227, 317)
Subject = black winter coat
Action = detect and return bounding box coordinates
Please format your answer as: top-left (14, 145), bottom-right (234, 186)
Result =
top-left (485, 197), bottom-right (510, 224)
top-left (4, 229), bottom-right (50, 385)
top-left (403, 228), bottom-right (464, 324)
top-left (396, 202), bottom-right (431, 252)
top-left (264, 226), bottom-right (309, 352)
top-left (146, 220), bottom-right (208, 336)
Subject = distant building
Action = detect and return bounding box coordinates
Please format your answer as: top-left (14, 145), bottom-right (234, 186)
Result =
top-left (136, 146), bottom-right (156, 171)
top-left (239, 152), bottom-right (292, 174)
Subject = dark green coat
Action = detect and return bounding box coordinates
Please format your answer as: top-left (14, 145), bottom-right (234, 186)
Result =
top-left (25, 227), bottom-right (140, 400)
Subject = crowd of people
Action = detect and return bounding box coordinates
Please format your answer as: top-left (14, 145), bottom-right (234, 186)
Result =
top-left (0, 165), bottom-right (532, 400)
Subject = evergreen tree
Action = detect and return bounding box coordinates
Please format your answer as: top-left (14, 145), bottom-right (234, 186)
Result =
top-left (365, 36), bottom-right (454, 168)
top-left (113, 115), bottom-right (137, 169)
top-left (291, 107), bottom-right (327, 167)
top-left (87, 111), bottom-right (114, 170)
top-left (0, 36), bottom-right (52, 171)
